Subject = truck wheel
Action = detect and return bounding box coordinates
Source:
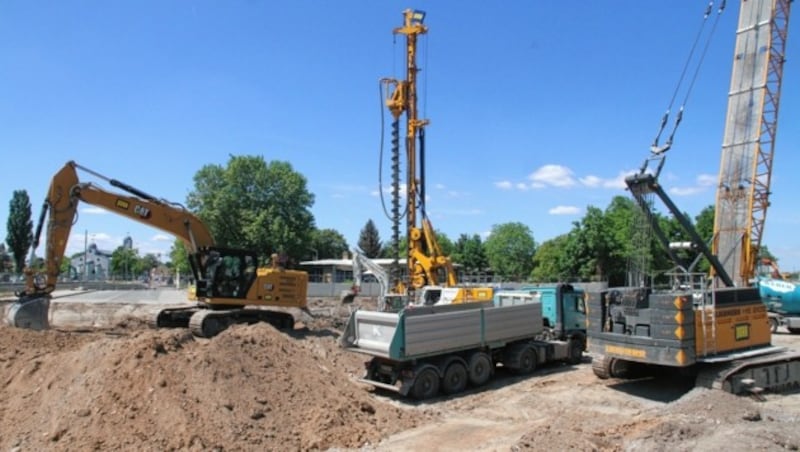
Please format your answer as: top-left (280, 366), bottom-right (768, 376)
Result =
top-left (442, 362), bottom-right (468, 395)
top-left (769, 317), bottom-right (780, 333)
top-left (467, 352), bottom-right (492, 386)
top-left (411, 367), bottom-right (440, 400)
top-left (513, 347), bottom-right (537, 375)
top-left (592, 356), bottom-right (612, 379)
top-left (567, 338), bottom-right (584, 365)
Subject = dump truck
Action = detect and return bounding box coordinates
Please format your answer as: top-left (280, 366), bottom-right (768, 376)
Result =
top-left (340, 283), bottom-right (586, 399)
top-left (760, 277), bottom-right (800, 334)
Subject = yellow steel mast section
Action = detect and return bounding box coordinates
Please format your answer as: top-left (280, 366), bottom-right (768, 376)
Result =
top-left (712, 0), bottom-right (791, 287)
top-left (384, 9), bottom-right (456, 295)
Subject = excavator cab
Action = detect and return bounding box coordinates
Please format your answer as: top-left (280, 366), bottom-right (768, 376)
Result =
top-left (192, 247), bottom-right (257, 300)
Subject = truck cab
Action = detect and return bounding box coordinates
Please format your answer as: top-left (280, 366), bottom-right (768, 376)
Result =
top-left (493, 284), bottom-right (587, 341)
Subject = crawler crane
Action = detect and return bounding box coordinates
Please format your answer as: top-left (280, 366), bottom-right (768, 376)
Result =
top-left (587, 0), bottom-right (800, 394)
top-left (7, 161), bottom-right (308, 337)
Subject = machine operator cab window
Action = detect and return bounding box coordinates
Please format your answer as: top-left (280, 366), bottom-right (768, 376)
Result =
top-left (203, 250), bottom-right (256, 299)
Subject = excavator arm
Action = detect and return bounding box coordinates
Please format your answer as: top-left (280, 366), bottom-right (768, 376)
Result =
top-left (21, 161), bottom-right (214, 298)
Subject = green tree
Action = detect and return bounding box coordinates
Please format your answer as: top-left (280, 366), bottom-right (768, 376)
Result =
top-left (187, 155), bottom-right (315, 266)
top-left (484, 222), bottom-right (536, 281)
top-left (111, 246), bottom-right (139, 280)
top-left (433, 229), bottom-right (455, 257)
top-left (758, 244), bottom-right (777, 262)
top-left (358, 219), bottom-right (382, 258)
top-left (563, 206), bottom-right (613, 283)
top-left (603, 196), bottom-right (638, 285)
top-left (309, 228), bottom-right (349, 260)
top-left (6, 190), bottom-right (34, 273)
top-left (452, 233), bottom-right (488, 273)
top-left (695, 205), bottom-right (715, 242)
top-left (140, 253), bottom-right (161, 275)
top-left (169, 239), bottom-right (190, 275)
top-left (381, 236), bottom-right (407, 259)
top-left (530, 234), bottom-right (570, 282)
top-left (691, 205), bottom-right (716, 274)
top-left (59, 256), bottom-right (72, 278)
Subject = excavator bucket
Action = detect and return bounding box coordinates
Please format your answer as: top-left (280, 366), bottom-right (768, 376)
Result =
top-left (6, 296), bottom-right (50, 330)
top-left (340, 289), bottom-right (357, 305)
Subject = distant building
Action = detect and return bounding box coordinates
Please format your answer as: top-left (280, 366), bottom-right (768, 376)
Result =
top-left (73, 243), bottom-right (113, 281)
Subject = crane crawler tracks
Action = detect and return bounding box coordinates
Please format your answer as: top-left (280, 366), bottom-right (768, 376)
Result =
top-left (696, 349), bottom-right (800, 395)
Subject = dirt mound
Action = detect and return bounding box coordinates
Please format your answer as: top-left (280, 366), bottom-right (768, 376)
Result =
top-left (0, 323), bottom-right (423, 450)
top-left (623, 387), bottom-right (800, 451)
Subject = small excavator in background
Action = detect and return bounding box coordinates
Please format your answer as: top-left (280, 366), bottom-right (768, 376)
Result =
top-left (7, 160), bottom-right (308, 337)
top-left (340, 248), bottom-right (493, 311)
top-left (339, 248), bottom-right (405, 311)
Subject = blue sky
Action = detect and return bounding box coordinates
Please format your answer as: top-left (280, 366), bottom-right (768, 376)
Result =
top-left (2, 1), bottom-right (800, 271)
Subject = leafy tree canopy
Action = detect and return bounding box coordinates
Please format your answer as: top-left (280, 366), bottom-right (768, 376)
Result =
top-left (6, 190), bottom-right (33, 273)
top-left (358, 219), bottom-right (382, 258)
top-left (187, 155), bottom-right (315, 266)
top-left (484, 222), bottom-right (536, 281)
top-left (309, 228), bottom-right (349, 260)
top-left (452, 233), bottom-right (488, 273)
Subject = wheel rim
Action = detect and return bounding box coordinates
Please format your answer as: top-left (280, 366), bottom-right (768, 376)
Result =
top-left (469, 353), bottom-right (491, 386)
top-left (609, 358), bottom-right (630, 378)
top-left (413, 368), bottom-right (440, 399)
top-left (443, 363), bottom-right (467, 394)
top-left (520, 349), bottom-right (535, 373)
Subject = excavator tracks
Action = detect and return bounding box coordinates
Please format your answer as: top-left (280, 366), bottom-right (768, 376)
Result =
top-left (153, 306), bottom-right (295, 338)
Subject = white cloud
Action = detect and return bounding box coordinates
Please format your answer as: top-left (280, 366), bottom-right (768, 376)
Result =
top-left (529, 164), bottom-right (577, 188)
top-left (669, 173), bottom-right (717, 196)
top-left (152, 234), bottom-right (172, 242)
top-left (670, 186), bottom-right (704, 196)
top-left (373, 183), bottom-right (408, 198)
top-left (434, 183), bottom-right (446, 190)
top-left (603, 171), bottom-right (635, 189)
top-left (548, 205), bottom-right (581, 215)
top-left (82, 207), bottom-right (108, 214)
top-left (579, 170), bottom-right (635, 189)
top-left (580, 175), bottom-right (603, 188)
top-left (697, 173), bottom-right (717, 186)
top-left (496, 166), bottom-right (634, 193)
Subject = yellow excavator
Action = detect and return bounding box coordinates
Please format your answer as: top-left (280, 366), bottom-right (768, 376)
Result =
top-left (7, 160), bottom-right (308, 337)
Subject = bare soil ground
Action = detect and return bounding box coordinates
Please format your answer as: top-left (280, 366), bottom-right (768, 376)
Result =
top-left (1, 291), bottom-right (799, 451)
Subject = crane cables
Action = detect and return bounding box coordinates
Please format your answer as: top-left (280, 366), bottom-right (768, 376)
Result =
top-left (651, 0), bottom-right (727, 156)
